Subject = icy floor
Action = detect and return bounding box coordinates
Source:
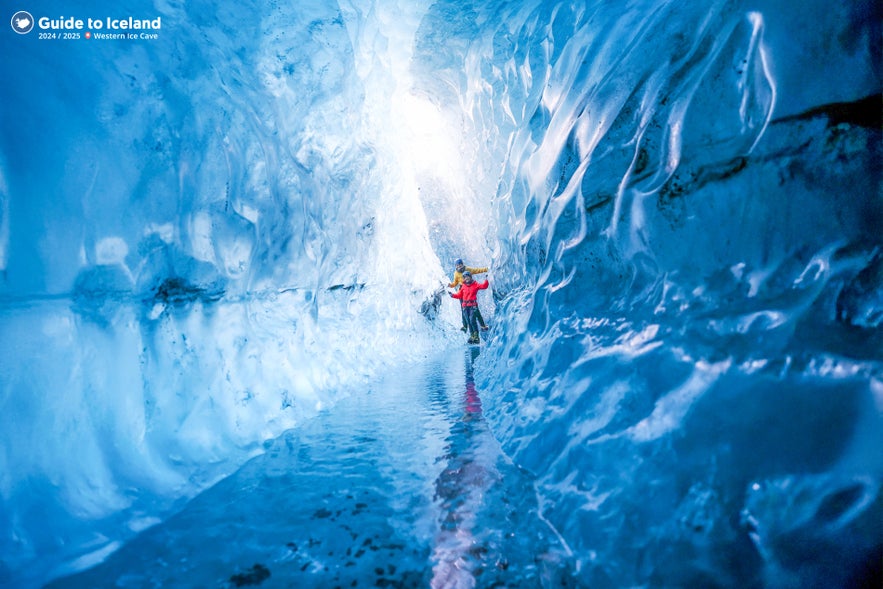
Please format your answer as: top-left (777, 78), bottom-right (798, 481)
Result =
top-left (49, 348), bottom-right (579, 588)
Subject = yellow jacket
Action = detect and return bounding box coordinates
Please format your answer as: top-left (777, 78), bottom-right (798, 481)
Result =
top-left (449, 266), bottom-right (488, 289)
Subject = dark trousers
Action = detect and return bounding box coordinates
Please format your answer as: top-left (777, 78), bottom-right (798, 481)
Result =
top-left (462, 306), bottom-right (481, 340)
top-left (461, 306), bottom-right (486, 329)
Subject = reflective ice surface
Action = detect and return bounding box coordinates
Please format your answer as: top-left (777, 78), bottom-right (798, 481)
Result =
top-left (48, 349), bottom-right (577, 588)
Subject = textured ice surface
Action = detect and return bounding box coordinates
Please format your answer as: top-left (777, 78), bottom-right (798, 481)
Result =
top-left (0, 0), bottom-right (880, 587)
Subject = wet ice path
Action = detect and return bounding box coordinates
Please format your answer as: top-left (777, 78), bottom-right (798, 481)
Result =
top-left (51, 348), bottom-right (578, 588)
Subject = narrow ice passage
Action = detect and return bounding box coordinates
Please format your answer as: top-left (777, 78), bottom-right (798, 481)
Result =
top-left (1, 0), bottom-right (880, 587)
top-left (49, 349), bottom-right (576, 588)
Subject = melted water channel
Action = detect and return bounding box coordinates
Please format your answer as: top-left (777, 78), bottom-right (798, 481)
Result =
top-left (51, 348), bottom-right (579, 588)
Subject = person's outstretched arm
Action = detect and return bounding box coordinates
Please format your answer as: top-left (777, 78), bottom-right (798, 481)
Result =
top-left (466, 266), bottom-right (488, 275)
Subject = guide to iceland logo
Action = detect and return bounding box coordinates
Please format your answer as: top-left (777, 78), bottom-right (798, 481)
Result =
top-left (11, 10), bottom-right (34, 33)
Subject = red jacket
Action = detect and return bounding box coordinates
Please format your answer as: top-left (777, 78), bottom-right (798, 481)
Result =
top-left (451, 279), bottom-right (488, 307)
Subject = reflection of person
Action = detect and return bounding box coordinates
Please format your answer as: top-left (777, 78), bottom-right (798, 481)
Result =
top-left (450, 271), bottom-right (489, 344)
top-left (449, 259), bottom-right (489, 332)
top-left (431, 347), bottom-right (485, 587)
top-left (464, 378), bottom-right (481, 416)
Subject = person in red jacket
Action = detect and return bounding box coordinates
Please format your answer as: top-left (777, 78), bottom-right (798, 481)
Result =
top-left (449, 259), bottom-right (489, 332)
top-left (450, 271), bottom-right (489, 344)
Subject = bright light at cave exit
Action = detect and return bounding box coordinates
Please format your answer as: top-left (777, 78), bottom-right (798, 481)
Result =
top-left (345, 1), bottom-right (468, 298)
top-left (395, 91), bottom-right (461, 175)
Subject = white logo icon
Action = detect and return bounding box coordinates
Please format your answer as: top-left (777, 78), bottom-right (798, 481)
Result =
top-left (11, 10), bottom-right (34, 34)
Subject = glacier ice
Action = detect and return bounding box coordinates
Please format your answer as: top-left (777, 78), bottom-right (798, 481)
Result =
top-left (0, 0), bottom-right (880, 587)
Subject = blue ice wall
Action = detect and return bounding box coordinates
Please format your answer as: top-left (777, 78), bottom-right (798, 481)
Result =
top-left (1, 0), bottom-right (881, 587)
top-left (441, 0), bottom-right (882, 587)
top-left (2, 1), bottom-right (460, 584)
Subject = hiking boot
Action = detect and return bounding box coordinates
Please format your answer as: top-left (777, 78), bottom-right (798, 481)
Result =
top-left (480, 325), bottom-right (489, 331)
top-left (460, 326), bottom-right (468, 332)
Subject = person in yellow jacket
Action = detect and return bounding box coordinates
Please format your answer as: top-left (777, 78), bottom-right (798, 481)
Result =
top-left (449, 259), bottom-right (489, 332)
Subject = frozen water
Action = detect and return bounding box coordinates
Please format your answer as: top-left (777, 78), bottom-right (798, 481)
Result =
top-left (47, 350), bottom-right (576, 588)
top-left (0, 0), bottom-right (880, 587)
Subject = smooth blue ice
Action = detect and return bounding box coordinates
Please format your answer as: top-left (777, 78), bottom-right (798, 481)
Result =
top-left (0, 0), bottom-right (880, 587)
